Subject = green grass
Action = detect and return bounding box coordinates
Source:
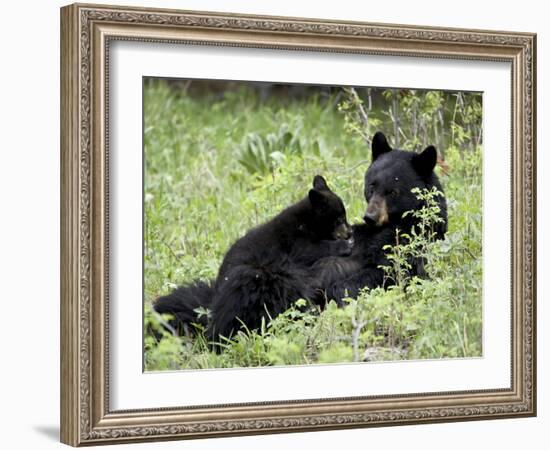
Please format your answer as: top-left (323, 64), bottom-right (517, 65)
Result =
top-left (143, 80), bottom-right (483, 371)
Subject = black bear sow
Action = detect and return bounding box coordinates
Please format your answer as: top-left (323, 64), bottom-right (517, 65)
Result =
top-left (314, 132), bottom-right (448, 302)
top-left (154, 175), bottom-right (353, 341)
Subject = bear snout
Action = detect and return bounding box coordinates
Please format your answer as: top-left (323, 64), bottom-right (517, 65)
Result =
top-left (363, 210), bottom-right (378, 225)
top-left (333, 223), bottom-right (353, 240)
top-left (364, 196), bottom-right (389, 226)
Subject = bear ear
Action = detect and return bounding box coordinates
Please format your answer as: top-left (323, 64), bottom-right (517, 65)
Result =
top-left (412, 145), bottom-right (438, 176)
top-left (371, 131), bottom-right (392, 161)
top-left (312, 175), bottom-right (329, 191)
top-left (308, 188), bottom-right (328, 209)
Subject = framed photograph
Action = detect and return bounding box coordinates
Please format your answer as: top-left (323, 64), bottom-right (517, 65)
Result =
top-left (60, 3), bottom-right (536, 446)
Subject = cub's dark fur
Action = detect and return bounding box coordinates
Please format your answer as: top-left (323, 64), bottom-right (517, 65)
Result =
top-left (312, 131), bottom-right (448, 303)
top-left (154, 175), bottom-right (352, 341)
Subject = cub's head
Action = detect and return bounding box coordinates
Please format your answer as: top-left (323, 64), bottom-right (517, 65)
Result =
top-left (363, 132), bottom-right (446, 231)
top-left (308, 175), bottom-right (352, 240)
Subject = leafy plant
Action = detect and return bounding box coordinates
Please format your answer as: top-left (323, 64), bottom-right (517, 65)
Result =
top-left (381, 187), bottom-right (446, 286)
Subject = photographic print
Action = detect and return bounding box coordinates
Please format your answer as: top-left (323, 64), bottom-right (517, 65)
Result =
top-left (143, 79), bottom-right (483, 371)
top-left (61, 4), bottom-right (535, 445)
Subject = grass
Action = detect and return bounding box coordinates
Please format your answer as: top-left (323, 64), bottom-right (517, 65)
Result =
top-left (143, 80), bottom-right (483, 371)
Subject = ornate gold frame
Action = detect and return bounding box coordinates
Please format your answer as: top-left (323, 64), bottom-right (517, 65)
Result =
top-left (60, 3), bottom-right (536, 446)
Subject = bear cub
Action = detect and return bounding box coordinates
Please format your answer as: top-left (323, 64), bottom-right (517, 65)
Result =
top-left (154, 175), bottom-right (353, 341)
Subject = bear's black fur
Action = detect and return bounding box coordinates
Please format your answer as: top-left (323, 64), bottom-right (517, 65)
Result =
top-left (153, 280), bottom-right (213, 334)
top-left (311, 131), bottom-right (448, 303)
top-left (153, 175), bottom-right (352, 341)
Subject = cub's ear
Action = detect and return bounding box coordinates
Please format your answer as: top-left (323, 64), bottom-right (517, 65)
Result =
top-left (309, 189), bottom-right (328, 209)
top-left (312, 175), bottom-right (329, 191)
top-left (371, 131), bottom-right (392, 161)
top-left (412, 145), bottom-right (437, 176)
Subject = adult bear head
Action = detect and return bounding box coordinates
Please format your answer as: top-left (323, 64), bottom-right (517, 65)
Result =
top-left (362, 132), bottom-right (447, 239)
